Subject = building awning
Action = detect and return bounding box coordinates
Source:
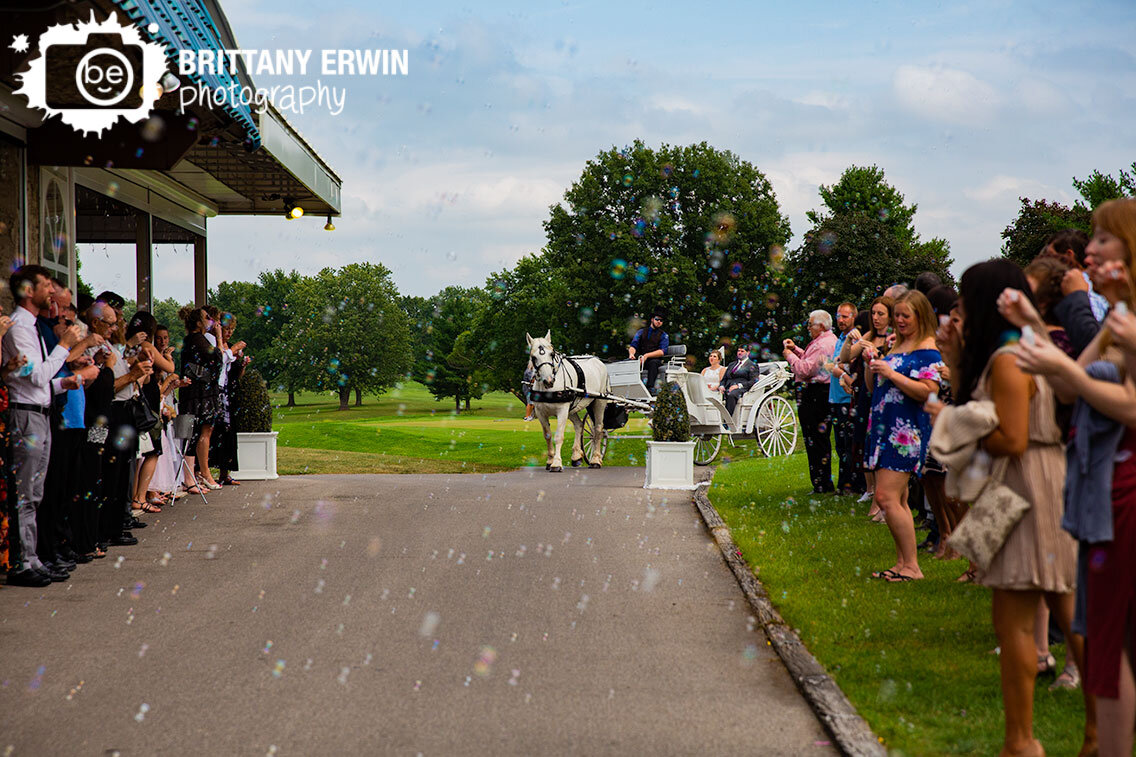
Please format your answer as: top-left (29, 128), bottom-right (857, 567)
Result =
top-left (110, 0), bottom-right (261, 148)
top-left (105, 0), bottom-right (342, 217)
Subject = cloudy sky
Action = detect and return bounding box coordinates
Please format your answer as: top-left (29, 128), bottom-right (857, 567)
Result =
top-left (80, 0), bottom-right (1136, 304)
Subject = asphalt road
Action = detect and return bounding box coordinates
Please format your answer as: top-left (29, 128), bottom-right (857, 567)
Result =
top-left (0, 467), bottom-right (831, 756)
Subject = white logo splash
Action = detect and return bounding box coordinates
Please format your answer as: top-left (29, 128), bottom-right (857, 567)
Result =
top-left (13, 12), bottom-right (167, 137)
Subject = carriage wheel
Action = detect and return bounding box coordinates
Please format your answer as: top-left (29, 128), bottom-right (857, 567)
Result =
top-left (755, 395), bottom-right (797, 457)
top-left (581, 412), bottom-right (608, 461)
top-left (693, 434), bottom-right (722, 466)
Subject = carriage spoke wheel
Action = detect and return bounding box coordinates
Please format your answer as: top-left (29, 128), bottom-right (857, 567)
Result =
top-left (755, 395), bottom-right (798, 457)
top-left (581, 413), bottom-right (608, 462)
top-left (693, 434), bottom-right (722, 466)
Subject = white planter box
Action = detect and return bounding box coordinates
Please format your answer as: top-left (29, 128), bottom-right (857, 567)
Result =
top-left (236, 431), bottom-right (279, 480)
top-left (645, 440), bottom-right (696, 489)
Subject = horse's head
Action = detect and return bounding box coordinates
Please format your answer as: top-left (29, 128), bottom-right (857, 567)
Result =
top-left (526, 330), bottom-right (556, 388)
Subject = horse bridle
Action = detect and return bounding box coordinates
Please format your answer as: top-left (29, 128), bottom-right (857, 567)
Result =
top-left (530, 346), bottom-right (561, 386)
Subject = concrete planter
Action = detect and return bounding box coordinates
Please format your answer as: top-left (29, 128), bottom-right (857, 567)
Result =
top-left (645, 440), bottom-right (696, 489)
top-left (236, 431), bottom-right (279, 480)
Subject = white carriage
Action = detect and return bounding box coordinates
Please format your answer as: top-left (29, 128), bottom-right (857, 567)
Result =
top-left (585, 345), bottom-right (799, 465)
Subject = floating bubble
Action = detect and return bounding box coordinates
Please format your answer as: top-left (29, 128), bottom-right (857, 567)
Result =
top-left (419, 611), bottom-right (441, 637)
top-left (610, 259), bottom-right (627, 280)
top-left (473, 646), bottom-right (497, 677)
top-left (621, 173), bottom-right (633, 187)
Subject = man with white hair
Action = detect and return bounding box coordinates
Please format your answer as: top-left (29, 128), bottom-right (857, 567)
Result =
top-left (783, 310), bottom-right (838, 494)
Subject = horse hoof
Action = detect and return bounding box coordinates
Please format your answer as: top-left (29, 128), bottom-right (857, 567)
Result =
top-left (545, 464), bottom-right (551, 471)
top-left (588, 463), bottom-right (602, 469)
top-left (571, 459), bottom-right (583, 468)
top-left (549, 466), bottom-right (562, 473)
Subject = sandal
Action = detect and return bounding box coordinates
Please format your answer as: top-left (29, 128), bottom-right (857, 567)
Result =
top-left (957, 568), bottom-right (977, 583)
top-left (220, 477), bottom-right (241, 486)
top-left (885, 572), bottom-right (919, 582)
top-left (1037, 653), bottom-right (1057, 675)
top-left (871, 569), bottom-right (900, 580)
top-left (139, 500), bottom-right (162, 514)
top-left (1049, 665), bottom-right (1080, 691)
top-left (184, 485), bottom-right (205, 495)
top-left (89, 547), bottom-right (107, 559)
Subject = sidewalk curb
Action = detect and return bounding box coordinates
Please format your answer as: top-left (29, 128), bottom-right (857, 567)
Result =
top-left (692, 479), bottom-right (886, 757)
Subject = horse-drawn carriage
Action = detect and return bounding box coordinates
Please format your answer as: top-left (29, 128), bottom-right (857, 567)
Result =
top-left (527, 333), bottom-right (798, 469)
top-left (596, 345), bottom-right (798, 465)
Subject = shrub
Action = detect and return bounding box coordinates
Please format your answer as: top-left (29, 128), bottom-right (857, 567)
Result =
top-left (234, 367), bottom-right (272, 433)
top-left (652, 381), bottom-right (690, 442)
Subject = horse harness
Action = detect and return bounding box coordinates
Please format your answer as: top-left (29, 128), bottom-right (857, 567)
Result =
top-left (529, 350), bottom-right (588, 403)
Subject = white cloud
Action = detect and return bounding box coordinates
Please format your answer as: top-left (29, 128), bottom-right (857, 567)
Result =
top-left (964, 174), bottom-right (1053, 203)
top-left (893, 64), bottom-right (999, 124)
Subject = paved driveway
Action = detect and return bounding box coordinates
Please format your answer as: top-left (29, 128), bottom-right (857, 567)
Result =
top-left (0, 467), bottom-right (830, 755)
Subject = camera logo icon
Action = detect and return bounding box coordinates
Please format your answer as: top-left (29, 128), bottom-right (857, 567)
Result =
top-left (14, 12), bottom-right (168, 136)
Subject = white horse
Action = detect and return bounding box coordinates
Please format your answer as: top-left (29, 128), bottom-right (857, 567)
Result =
top-left (526, 331), bottom-right (610, 472)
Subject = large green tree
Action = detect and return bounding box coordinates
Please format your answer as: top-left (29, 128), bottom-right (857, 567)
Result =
top-left (411, 286), bottom-right (489, 412)
top-left (786, 165), bottom-right (954, 339)
top-left (541, 140), bottom-right (792, 360)
top-left (279, 263), bottom-right (411, 410)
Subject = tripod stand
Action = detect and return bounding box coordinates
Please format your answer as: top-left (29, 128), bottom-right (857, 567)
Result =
top-left (167, 413), bottom-right (207, 504)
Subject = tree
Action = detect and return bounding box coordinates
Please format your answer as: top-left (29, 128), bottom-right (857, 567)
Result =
top-left (541, 140), bottom-right (792, 361)
top-left (1000, 198), bottom-right (1088, 268)
top-left (1001, 161), bottom-right (1134, 268)
top-left (806, 164), bottom-right (919, 249)
top-left (470, 254), bottom-right (564, 401)
top-left (210, 270), bottom-right (304, 405)
top-left (1072, 162), bottom-right (1136, 211)
top-left (412, 286), bottom-right (489, 412)
top-left (279, 263), bottom-right (411, 410)
top-left (786, 165), bottom-right (955, 338)
top-left (782, 214), bottom-right (916, 330)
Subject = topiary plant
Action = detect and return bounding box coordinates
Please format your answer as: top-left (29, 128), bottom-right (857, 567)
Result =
top-left (652, 381), bottom-right (690, 442)
top-left (234, 367), bottom-right (273, 433)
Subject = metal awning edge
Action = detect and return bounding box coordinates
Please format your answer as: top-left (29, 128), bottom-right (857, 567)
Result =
top-left (255, 104), bottom-right (342, 215)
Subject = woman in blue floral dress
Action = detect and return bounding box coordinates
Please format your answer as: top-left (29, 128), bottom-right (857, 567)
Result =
top-left (864, 291), bottom-right (942, 582)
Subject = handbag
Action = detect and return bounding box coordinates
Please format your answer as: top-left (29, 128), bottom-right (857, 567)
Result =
top-left (947, 456), bottom-right (1031, 571)
top-left (127, 394), bottom-right (160, 435)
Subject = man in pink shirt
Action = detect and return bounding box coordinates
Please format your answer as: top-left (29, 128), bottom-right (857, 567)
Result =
top-left (782, 310), bottom-right (838, 493)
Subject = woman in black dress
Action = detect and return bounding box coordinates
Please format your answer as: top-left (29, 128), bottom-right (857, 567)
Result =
top-left (178, 307), bottom-right (223, 492)
top-left (213, 313), bottom-right (248, 486)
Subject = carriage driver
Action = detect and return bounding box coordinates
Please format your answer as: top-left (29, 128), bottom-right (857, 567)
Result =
top-left (627, 308), bottom-right (669, 394)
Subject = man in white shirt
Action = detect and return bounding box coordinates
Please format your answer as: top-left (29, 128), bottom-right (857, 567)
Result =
top-left (3, 265), bottom-right (82, 586)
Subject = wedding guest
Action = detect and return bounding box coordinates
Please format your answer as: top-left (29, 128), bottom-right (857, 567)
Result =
top-left (842, 296), bottom-right (895, 512)
top-left (721, 343), bottom-right (759, 418)
top-left (865, 291), bottom-right (940, 582)
top-left (179, 307), bottom-right (223, 492)
top-left (784, 310), bottom-right (837, 494)
top-left (947, 259), bottom-right (1081, 756)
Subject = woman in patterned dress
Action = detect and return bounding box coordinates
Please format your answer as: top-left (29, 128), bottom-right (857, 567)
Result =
top-left (864, 290), bottom-right (942, 582)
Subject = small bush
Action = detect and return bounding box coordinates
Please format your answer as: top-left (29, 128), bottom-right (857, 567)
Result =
top-left (652, 381), bottom-right (690, 442)
top-left (234, 368), bottom-right (272, 433)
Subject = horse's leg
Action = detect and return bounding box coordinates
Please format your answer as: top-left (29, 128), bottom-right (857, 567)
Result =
top-left (589, 399), bottom-right (607, 468)
top-left (549, 404), bottom-right (568, 472)
top-left (569, 406), bottom-right (585, 467)
top-left (537, 408), bottom-right (554, 470)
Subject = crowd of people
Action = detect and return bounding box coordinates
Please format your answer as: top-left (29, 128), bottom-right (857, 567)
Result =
top-left (691, 201), bottom-right (1136, 757)
top-left (0, 266), bottom-right (251, 590)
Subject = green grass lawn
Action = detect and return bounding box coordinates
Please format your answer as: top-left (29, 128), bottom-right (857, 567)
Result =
top-left (270, 382), bottom-right (773, 474)
top-left (709, 454), bottom-right (1085, 756)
